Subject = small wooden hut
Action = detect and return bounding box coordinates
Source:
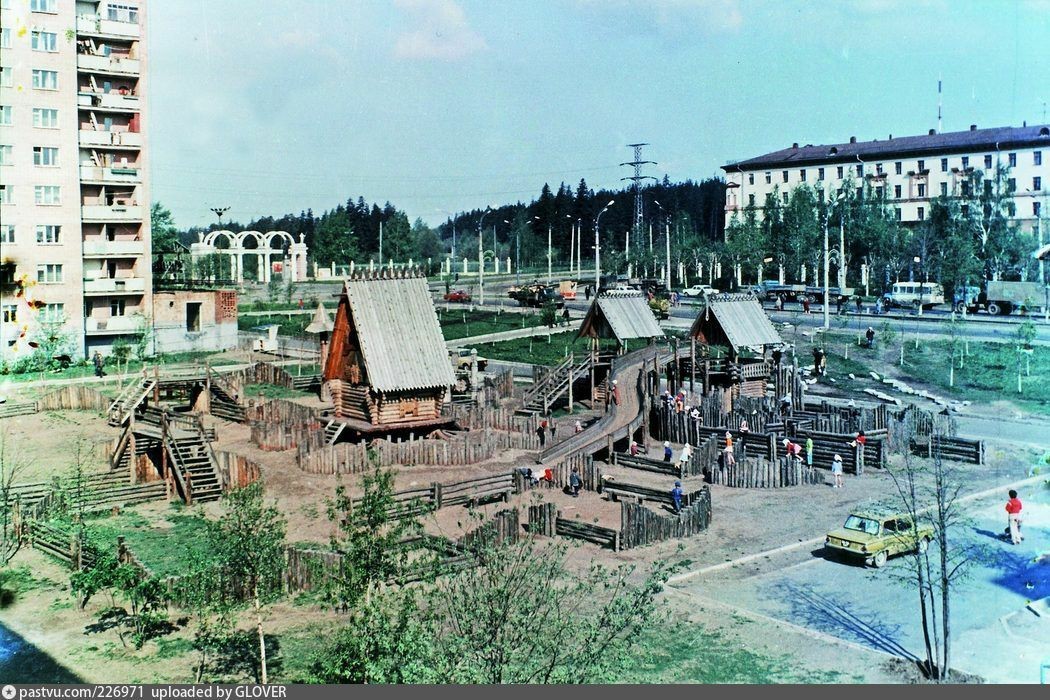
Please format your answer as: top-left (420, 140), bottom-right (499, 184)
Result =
top-left (322, 271), bottom-right (456, 433)
top-left (577, 290), bottom-right (664, 352)
top-left (689, 293), bottom-right (784, 397)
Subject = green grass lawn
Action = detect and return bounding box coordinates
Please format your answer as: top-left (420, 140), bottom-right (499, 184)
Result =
top-left (436, 308), bottom-right (546, 341)
top-left (623, 623), bottom-right (854, 683)
top-left (242, 383), bottom-right (314, 400)
top-left (1, 350), bottom-right (241, 385)
top-left (82, 507), bottom-right (216, 578)
top-left (239, 314), bottom-right (311, 336)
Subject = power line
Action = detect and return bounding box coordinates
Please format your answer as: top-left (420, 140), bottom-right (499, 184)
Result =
top-left (620, 143), bottom-right (657, 262)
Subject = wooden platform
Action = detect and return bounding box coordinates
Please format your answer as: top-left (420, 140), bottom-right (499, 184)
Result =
top-left (325, 414), bottom-right (458, 441)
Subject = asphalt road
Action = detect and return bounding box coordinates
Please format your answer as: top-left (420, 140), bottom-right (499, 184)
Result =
top-left (675, 485), bottom-right (1050, 683)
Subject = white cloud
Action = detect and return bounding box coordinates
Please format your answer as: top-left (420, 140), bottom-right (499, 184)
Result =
top-left (576, 0), bottom-right (743, 33)
top-left (394, 0), bottom-right (487, 61)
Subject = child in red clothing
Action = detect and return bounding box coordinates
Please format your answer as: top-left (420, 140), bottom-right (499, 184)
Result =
top-left (1005, 489), bottom-right (1023, 545)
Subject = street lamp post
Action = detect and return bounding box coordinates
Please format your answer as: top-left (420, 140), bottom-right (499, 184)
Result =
top-left (478, 208), bottom-right (491, 305)
top-left (653, 199), bottom-right (671, 291)
top-left (594, 200), bottom-right (615, 293)
top-left (823, 208), bottom-right (831, 330)
top-left (914, 256), bottom-right (924, 316)
top-left (576, 218), bottom-right (583, 279)
top-left (509, 219), bottom-right (519, 287)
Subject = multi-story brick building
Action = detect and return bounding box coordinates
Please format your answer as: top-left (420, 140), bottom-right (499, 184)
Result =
top-left (723, 123), bottom-right (1050, 234)
top-left (0, 0), bottom-right (150, 361)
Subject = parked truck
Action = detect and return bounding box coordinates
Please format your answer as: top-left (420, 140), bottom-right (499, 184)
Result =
top-left (507, 283), bottom-right (565, 308)
top-left (953, 281), bottom-right (1050, 315)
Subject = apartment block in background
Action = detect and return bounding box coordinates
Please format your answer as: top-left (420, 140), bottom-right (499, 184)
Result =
top-left (0, 0), bottom-right (150, 361)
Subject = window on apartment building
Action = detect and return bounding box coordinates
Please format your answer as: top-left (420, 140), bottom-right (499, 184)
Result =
top-left (782, 170), bottom-right (789, 183)
top-left (895, 162), bottom-right (902, 175)
top-left (764, 172), bottom-right (771, 184)
top-left (1008, 153), bottom-right (1016, 167)
top-left (939, 158), bottom-right (947, 172)
top-left (748, 194), bottom-right (755, 206)
top-left (1035, 151), bottom-right (1043, 166)
top-left (0, 28), bottom-right (11, 49)
top-left (0, 106), bottom-right (11, 126)
top-left (30, 0), bottom-right (57, 11)
top-left (961, 181), bottom-right (970, 196)
top-left (0, 185), bottom-right (10, 204)
top-left (836, 166), bottom-right (844, 178)
top-left (856, 187), bottom-right (863, 200)
top-left (984, 180), bottom-right (993, 196)
top-left (36, 264), bottom-right (62, 283)
top-left (876, 163), bottom-right (884, 175)
top-left (917, 207), bottom-right (925, 221)
top-left (110, 299), bottom-right (126, 317)
top-left (894, 185), bottom-right (902, 199)
top-left (107, 4), bottom-right (139, 23)
top-left (1035, 177), bottom-right (1042, 191)
top-left (40, 303), bottom-right (65, 323)
top-left (800, 169), bottom-right (807, 182)
top-left (186, 303), bottom-right (202, 332)
top-left (961, 204), bottom-right (969, 217)
top-left (961, 156), bottom-right (969, 169)
top-left (0, 225), bottom-right (13, 243)
top-left (31, 69), bottom-right (58, 90)
top-left (1, 304), bottom-right (16, 324)
top-left (30, 31), bottom-right (58, 52)
top-left (782, 192), bottom-right (789, 204)
top-left (940, 183), bottom-right (947, 197)
top-left (1007, 203), bottom-right (1016, 217)
top-left (32, 146), bottom-right (58, 166)
top-left (747, 173), bottom-right (754, 185)
top-left (895, 208), bottom-right (902, 222)
top-left (918, 159), bottom-right (925, 171)
top-left (34, 185), bottom-right (60, 204)
top-left (35, 224), bottom-right (60, 244)
top-left (1035, 202), bottom-right (1043, 218)
top-left (32, 108), bottom-right (58, 128)
top-left (1007, 178), bottom-right (1016, 192)
top-left (818, 167), bottom-right (825, 180)
top-left (0, 145), bottom-right (11, 166)
top-left (856, 164), bottom-right (863, 176)
top-left (0, 68), bottom-right (13, 89)
top-left (984, 154), bottom-right (993, 169)
top-left (917, 184), bottom-right (926, 198)
top-left (875, 187), bottom-right (884, 199)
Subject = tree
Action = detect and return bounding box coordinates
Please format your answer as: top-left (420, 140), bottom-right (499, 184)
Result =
top-left (150, 202), bottom-right (180, 252)
top-left (213, 482), bottom-right (287, 685)
top-left (413, 219), bottom-right (444, 264)
top-left (427, 536), bottom-right (672, 683)
top-left (325, 461), bottom-right (422, 611)
top-left (0, 430), bottom-right (27, 572)
top-left (173, 547), bottom-right (237, 682)
top-left (886, 417), bottom-right (973, 681)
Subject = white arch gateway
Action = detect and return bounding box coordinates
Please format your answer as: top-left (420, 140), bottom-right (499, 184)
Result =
top-left (191, 230), bottom-right (309, 282)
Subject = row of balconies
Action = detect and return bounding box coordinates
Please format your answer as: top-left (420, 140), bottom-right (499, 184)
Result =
top-left (77, 53), bottom-right (140, 76)
top-left (85, 316), bottom-right (141, 333)
top-left (82, 204), bottom-right (143, 222)
top-left (82, 239), bottom-right (145, 257)
top-left (83, 276), bottom-right (146, 294)
top-left (79, 164), bottom-right (141, 184)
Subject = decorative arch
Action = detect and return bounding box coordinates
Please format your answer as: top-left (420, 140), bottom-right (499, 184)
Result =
top-left (190, 229), bottom-right (308, 283)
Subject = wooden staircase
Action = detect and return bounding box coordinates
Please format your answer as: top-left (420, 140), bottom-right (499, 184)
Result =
top-left (208, 368), bottom-right (246, 423)
top-left (324, 419), bottom-right (346, 445)
top-left (520, 354), bottom-right (592, 415)
top-left (160, 414), bottom-right (224, 504)
top-left (106, 378), bottom-right (156, 426)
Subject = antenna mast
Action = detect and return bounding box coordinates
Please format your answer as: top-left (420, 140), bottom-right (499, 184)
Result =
top-left (620, 144), bottom-right (657, 274)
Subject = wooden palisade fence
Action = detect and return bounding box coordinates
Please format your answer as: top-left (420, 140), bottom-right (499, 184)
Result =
top-left (706, 456), bottom-right (824, 488)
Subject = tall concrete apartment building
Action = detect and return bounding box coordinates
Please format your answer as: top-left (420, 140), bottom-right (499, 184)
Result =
top-left (0, 0), bottom-right (149, 361)
top-left (723, 123), bottom-right (1050, 237)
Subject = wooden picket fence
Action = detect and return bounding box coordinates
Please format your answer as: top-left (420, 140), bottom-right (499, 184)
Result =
top-left (250, 420), bottom-right (323, 451)
top-left (245, 398), bottom-right (320, 424)
top-left (212, 451), bottom-right (263, 490)
top-left (446, 404), bottom-right (538, 433)
top-left (706, 456), bottom-right (824, 488)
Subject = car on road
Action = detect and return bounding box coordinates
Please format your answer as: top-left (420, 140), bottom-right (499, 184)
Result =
top-left (444, 289), bottom-right (472, 303)
top-left (450, 348), bottom-right (488, 372)
top-left (824, 510), bottom-right (933, 568)
top-left (680, 284), bottom-right (720, 298)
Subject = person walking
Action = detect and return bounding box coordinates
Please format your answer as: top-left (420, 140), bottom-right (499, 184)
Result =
top-left (92, 351), bottom-right (105, 378)
top-left (831, 454), bottom-right (844, 488)
top-left (723, 440), bottom-right (736, 467)
top-left (568, 467), bottom-right (582, 497)
top-left (584, 285), bottom-right (591, 301)
top-left (536, 419), bottom-right (547, 447)
top-left (855, 296), bottom-right (863, 314)
top-left (610, 379), bottom-right (621, 406)
top-left (777, 294), bottom-right (785, 311)
top-left (802, 296), bottom-right (811, 314)
top-left (549, 420), bottom-right (557, 441)
top-left (663, 441), bottom-right (673, 463)
top-left (561, 308), bottom-right (570, 326)
top-left (574, 419), bottom-right (583, 434)
top-left (629, 439), bottom-right (639, 456)
top-left (865, 326), bottom-right (876, 349)
top-left (805, 436), bottom-right (814, 466)
top-left (671, 480), bottom-right (684, 514)
top-left (1005, 490), bottom-right (1023, 544)
top-left (678, 443), bottom-right (692, 472)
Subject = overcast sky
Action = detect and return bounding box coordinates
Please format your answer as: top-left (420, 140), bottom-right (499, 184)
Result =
top-left (149, 0), bottom-right (1050, 229)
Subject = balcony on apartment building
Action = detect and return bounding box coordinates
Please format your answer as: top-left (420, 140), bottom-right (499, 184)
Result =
top-left (80, 164), bottom-right (142, 184)
top-left (85, 315), bottom-right (141, 334)
top-left (82, 239), bottom-right (145, 257)
top-left (79, 128), bottom-right (143, 148)
top-left (82, 201), bottom-right (144, 223)
top-left (83, 276), bottom-right (147, 295)
top-left (76, 14), bottom-right (140, 40)
top-left (78, 92), bottom-right (140, 113)
top-left (77, 52), bottom-right (141, 77)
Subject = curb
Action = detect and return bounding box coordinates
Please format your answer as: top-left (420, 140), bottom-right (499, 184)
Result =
top-left (668, 471), bottom-right (1049, 584)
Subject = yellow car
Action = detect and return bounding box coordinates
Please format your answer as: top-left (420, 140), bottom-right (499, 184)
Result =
top-left (824, 511), bottom-right (934, 568)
